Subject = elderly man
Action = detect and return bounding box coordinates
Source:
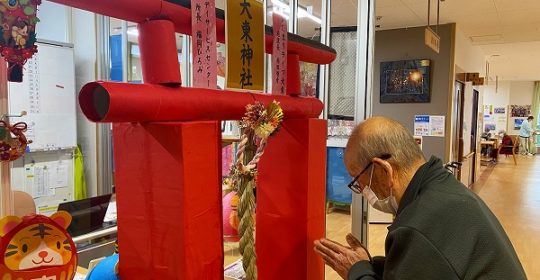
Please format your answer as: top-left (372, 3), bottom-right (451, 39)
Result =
top-left (314, 117), bottom-right (525, 280)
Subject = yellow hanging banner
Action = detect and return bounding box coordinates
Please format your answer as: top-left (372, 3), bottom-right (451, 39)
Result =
top-left (226, 0), bottom-right (265, 91)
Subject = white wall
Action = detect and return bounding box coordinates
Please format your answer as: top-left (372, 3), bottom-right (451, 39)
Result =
top-left (36, 1), bottom-right (70, 43)
top-left (71, 10), bottom-right (98, 198)
top-left (484, 81), bottom-right (534, 134)
top-left (510, 81), bottom-right (535, 105)
top-left (484, 81), bottom-right (511, 107)
top-left (454, 26), bottom-right (487, 76)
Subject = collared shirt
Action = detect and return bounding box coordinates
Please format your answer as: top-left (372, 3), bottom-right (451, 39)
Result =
top-left (519, 120), bottom-right (532, 138)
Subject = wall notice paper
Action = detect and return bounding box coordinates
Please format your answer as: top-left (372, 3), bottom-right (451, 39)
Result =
top-left (25, 165), bottom-right (54, 198)
top-left (414, 115), bottom-right (445, 137)
top-left (430, 116), bottom-right (445, 137)
top-left (224, 259), bottom-right (246, 280)
top-left (25, 162), bottom-right (70, 199)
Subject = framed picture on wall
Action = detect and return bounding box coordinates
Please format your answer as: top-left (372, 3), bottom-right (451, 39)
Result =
top-left (514, 118), bottom-right (525, 130)
top-left (380, 59), bottom-right (431, 103)
top-left (510, 105), bottom-right (531, 117)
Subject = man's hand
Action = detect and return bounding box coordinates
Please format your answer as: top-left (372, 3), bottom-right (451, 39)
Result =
top-left (314, 233), bottom-right (372, 279)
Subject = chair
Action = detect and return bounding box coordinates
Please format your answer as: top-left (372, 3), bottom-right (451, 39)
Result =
top-left (12, 191), bottom-right (36, 217)
top-left (498, 135), bottom-right (519, 165)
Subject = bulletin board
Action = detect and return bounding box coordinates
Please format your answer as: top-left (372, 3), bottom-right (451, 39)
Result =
top-left (7, 41), bottom-right (77, 151)
top-left (483, 105), bottom-right (507, 133)
top-left (11, 151), bottom-right (74, 216)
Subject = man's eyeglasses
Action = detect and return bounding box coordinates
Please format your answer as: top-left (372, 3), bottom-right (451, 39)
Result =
top-left (347, 154), bottom-right (392, 194)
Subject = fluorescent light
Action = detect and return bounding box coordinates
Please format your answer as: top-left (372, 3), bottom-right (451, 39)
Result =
top-left (271, 0), bottom-right (321, 24)
top-left (298, 7), bottom-right (321, 24)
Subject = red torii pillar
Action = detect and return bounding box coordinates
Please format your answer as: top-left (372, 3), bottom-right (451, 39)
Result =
top-left (64, 1), bottom-right (335, 278)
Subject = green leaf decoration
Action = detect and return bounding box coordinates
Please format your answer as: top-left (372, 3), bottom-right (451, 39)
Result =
top-left (29, 17), bottom-right (39, 25)
top-left (0, 27), bottom-right (4, 45)
top-left (26, 32), bottom-right (37, 47)
top-left (0, 128), bottom-right (7, 140)
top-left (20, 0), bottom-right (30, 4)
top-left (23, 6), bottom-right (36, 16)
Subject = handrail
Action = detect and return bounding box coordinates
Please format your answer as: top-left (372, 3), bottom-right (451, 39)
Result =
top-left (73, 226), bottom-right (118, 244)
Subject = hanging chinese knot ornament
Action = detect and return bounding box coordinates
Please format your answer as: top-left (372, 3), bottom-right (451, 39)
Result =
top-left (230, 100), bottom-right (284, 280)
top-left (0, 121), bottom-right (31, 161)
top-left (0, 0), bottom-right (41, 82)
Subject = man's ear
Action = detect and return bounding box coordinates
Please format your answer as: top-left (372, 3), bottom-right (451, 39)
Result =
top-left (373, 158), bottom-right (395, 189)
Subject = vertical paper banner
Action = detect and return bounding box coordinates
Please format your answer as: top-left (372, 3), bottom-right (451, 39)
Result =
top-left (192, 0), bottom-right (217, 88)
top-left (272, 13), bottom-right (287, 95)
top-left (226, 0), bottom-right (264, 91)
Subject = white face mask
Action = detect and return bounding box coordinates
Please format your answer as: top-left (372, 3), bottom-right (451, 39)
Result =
top-left (361, 165), bottom-right (399, 215)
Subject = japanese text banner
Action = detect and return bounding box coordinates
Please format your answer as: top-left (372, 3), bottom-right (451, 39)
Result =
top-left (191, 0), bottom-right (217, 88)
top-left (226, 0), bottom-right (264, 91)
top-left (272, 13), bottom-right (287, 95)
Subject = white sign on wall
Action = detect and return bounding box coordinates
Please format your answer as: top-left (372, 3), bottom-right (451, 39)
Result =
top-left (414, 115), bottom-right (445, 137)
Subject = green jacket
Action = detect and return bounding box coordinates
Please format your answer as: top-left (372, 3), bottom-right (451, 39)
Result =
top-left (349, 156), bottom-right (526, 280)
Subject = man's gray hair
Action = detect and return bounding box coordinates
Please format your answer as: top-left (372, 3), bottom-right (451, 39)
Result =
top-left (347, 117), bottom-right (425, 173)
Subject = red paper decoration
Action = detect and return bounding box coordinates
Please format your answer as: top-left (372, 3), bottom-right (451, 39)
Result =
top-left (0, 0), bottom-right (41, 82)
top-left (0, 120), bottom-right (32, 161)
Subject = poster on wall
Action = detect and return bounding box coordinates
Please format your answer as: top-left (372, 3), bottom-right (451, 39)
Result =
top-left (414, 115), bottom-right (445, 137)
top-left (514, 118), bottom-right (525, 130)
top-left (217, 42), bottom-right (226, 89)
top-left (483, 105), bottom-right (493, 117)
top-left (494, 107), bottom-right (505, 114)
top-left (483, 105), bottom-right (507, 133)
top-left (430, 116), bottom-right (445, 137)
top-left (301, 62), bottom-right (318, 97)
top-left (510, 105), bottom-right (531, 117)
top-left (414, 115), bottom-right (430, 136)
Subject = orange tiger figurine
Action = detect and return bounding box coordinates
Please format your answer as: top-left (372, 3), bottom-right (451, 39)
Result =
top-left (0, 211), bottom-right (78, 280)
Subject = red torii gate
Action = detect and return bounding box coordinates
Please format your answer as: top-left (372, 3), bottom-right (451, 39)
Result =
top-left (49, 0), bottom-right (337, 279)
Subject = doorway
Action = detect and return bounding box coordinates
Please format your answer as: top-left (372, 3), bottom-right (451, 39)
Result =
top-left (452, 81), bottom-right (465, 180)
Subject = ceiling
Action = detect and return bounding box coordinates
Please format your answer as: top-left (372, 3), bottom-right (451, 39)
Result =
top-left (110, 0), bottom-right (540, 81)
top-left (298, 0), bottom-right (540, 81)
top-left (374, 0), bottom-right (540, 81)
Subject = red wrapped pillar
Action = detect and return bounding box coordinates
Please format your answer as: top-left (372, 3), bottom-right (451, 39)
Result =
top-left (138, 20), bottom-right (182, 85)
top-left (257, 118), bottom-right (327, 280)
top-left (287, 54), bottom-right (301, 96)
top-left (113, 121), bottom-right (223, 280)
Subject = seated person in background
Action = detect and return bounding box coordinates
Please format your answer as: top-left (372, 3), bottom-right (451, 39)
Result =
top-left (480, 128), bottom-right (492, 156)
top-left (481, 128), bottom-right (492, 140)
top-left (499, 132), bottom-right (515, 155)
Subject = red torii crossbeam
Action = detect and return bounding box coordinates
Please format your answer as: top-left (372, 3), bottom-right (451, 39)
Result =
top-left (48, 0), bottom-right (337, 279)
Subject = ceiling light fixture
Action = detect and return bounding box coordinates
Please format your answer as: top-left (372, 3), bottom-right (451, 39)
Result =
top-left (271, 0), bottom-right (321, 24)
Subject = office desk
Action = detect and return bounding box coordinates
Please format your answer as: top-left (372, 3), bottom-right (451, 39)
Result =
top-left (480, 138), bottom-right (498, 148)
